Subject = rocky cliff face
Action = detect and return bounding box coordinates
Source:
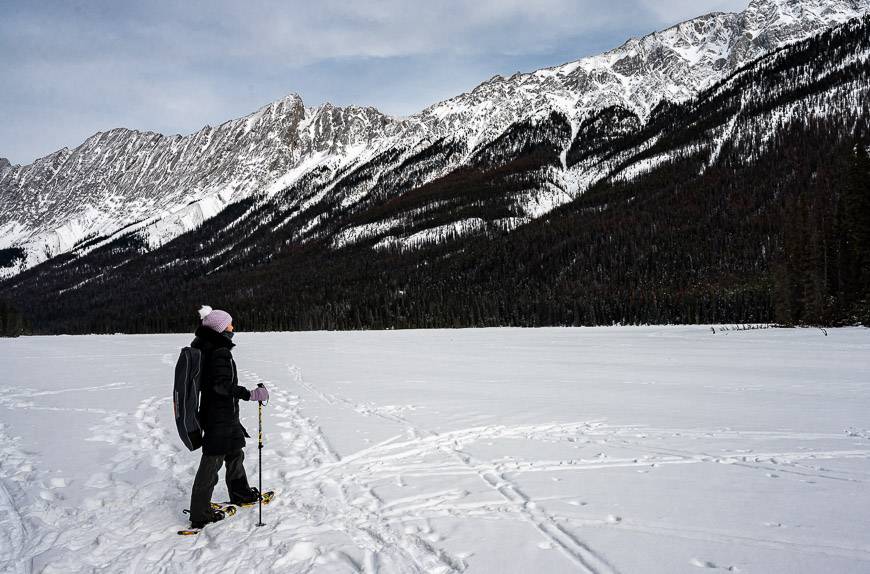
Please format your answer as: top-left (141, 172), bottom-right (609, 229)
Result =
top-left (5, 14), bottom-right (868, 333)
top-left (1, 0), bottom-right (868, 275)
top-left (412, 0), bottom-right (869, 144)
top-left (0, 95), bottom-right (409, 271)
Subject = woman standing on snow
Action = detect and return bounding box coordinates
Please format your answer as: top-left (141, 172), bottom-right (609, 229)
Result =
top-left (187, 305), bottom-right (269, 529)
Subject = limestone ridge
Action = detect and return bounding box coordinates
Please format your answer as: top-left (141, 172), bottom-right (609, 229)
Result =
top-left (1, 0), bottom-right (868, 275)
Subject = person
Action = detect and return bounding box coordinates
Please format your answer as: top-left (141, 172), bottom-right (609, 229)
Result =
top-left (187, 305), bottom-right (269, 529)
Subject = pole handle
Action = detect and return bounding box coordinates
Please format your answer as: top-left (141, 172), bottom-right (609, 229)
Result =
top-left (256, 382), bottom-right (267, 406)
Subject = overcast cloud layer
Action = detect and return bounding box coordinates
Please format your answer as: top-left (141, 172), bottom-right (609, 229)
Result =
top-left (1, 0), bottom-right (746, 165)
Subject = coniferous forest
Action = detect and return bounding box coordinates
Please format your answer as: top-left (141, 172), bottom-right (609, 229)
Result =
top-left (1, 17), bottom-right (869, 335)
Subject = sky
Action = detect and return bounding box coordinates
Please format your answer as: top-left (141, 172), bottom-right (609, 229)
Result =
top-left (0, 0), bottom-right (747, 165)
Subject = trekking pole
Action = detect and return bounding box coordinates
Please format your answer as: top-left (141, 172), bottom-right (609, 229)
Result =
top-left (256, 383), bottom-right (265, 527)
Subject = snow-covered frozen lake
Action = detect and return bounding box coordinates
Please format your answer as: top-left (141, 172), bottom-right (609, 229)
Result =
top-left (1, 326), bottom-right (869, 573)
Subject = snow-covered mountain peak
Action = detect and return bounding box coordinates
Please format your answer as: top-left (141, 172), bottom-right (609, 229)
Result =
top-left (744, 0), bottom-right (866, 27)
top-left (0, 93), bottom-right (383, 271)
top-left (730, 0), bottom-right (869, 62)
top-left (413, 0), bottom-right (870, 149)
top-left (2, 0), bottom-right (868, 276)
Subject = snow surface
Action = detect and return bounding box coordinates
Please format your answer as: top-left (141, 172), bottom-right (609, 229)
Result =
top-left (1, 326), bottom-right (869, 573)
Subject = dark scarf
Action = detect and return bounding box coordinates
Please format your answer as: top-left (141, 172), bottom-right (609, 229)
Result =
top-left (194, 325), bottom-right (236, 349)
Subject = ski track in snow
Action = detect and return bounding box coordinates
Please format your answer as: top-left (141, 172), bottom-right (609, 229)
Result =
top-left (289, 366), bottom-right (619, 573)
top-left (1, 329), bottom-right (869, 573)
top-left (245, 367), bottom-right (464, 574)
top-left (5, 378), bottom-right (869, 572)
top-left (277, 365), bottom-right (870, 571)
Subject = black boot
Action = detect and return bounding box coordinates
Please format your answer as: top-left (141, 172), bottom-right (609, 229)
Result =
top-left (190, 507), bottom-right (226, 529)
top-left (229, 481), bottom-right (260, 505)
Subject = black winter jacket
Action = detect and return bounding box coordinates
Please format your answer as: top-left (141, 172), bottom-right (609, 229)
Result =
top-left (191, 326), bottom-right (251, 455)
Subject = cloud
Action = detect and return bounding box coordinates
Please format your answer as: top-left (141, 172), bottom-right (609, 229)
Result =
top-left (0, 0), bottom-right (751, 164)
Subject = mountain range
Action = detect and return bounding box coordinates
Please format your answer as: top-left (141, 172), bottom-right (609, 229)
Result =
top-left (1, 0), bottom-right (869, 333)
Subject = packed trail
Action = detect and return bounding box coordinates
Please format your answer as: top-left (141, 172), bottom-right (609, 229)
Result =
top-left (1, 326), bottom-right (869, 573)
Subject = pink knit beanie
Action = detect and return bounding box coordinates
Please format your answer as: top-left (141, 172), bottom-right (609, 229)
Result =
top-left (198, 305), bottom-right (233, 333)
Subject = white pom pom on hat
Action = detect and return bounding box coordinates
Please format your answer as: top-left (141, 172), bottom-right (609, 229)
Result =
top-left (198, 305), bottom-right (213, 320)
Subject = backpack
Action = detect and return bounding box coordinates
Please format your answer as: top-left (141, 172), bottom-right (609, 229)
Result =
top-left (173, 346), bottom-right (203, 451)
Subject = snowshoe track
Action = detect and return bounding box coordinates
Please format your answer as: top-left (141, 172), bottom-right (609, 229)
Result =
top-left (1, 329), bottom-right (868, 573)
top-left (284, 366), bottom-right (621, 573)
top-left (241, 367), bottom-right (465, 573)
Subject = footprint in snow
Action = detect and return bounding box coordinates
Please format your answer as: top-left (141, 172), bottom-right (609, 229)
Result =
top-left (690, 558), bottom-right (739, 571)
top-left (47, 477), bottom-right (67, 488)
top-left (272, 541), bottom-right (319, 568)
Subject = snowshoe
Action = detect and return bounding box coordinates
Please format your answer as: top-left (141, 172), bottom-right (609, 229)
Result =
top-left (178, 506), bottom-right (235, 535)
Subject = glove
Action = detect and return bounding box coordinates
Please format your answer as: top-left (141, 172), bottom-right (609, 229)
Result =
top-left (249, 386), bottom-right (269, 402)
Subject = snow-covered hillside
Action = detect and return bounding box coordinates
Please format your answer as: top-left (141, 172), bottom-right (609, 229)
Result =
top-left (0, 97), bottom-right (407, 274)
top-left (2, 0), bottom-right (868, 275)
top-left (416, 0), bottom-right (870, 146)
top-left (1, 327), bottom-right (869, 573)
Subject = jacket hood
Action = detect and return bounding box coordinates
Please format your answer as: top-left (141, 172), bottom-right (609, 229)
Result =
top-left (192, 325), bottom-right (236, 350)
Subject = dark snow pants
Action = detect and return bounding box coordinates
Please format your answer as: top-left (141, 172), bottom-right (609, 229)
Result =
top-left (189, 448), bottom-right (251, 522)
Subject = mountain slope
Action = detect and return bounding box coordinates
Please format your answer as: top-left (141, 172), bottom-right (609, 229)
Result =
top-left (1, 0), bottom-right (868, 276)
top-left (0, 97), bottom-right (406, 273)
top-left (415, 0), bottom-right (868, 145)
top-left (4, 13), bottom-right (869, 333)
